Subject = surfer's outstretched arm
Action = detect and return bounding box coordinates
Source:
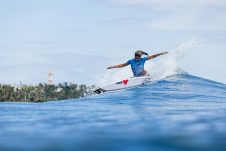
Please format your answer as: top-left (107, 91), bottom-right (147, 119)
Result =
top-left (147, 52), bottom-right (168, 60)
top-left (107, 62), bottom-right (129, 69)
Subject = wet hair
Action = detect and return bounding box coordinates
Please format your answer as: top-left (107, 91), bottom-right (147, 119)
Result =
top-left (135, 50), bottom-right (142, 57)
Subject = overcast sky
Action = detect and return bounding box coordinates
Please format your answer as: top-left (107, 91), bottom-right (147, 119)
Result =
top-left (0, 0), bottom-right (226, 84)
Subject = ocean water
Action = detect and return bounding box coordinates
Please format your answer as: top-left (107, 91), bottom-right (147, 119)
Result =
top-left (0, 73), bottom-right (226, 151)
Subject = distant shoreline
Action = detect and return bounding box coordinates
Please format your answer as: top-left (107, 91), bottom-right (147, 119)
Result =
top-left (0, 83), bottom-right (95, 102)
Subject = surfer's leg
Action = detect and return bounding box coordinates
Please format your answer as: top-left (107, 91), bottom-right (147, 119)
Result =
top-left (142, 70), bottom-right (150, 76)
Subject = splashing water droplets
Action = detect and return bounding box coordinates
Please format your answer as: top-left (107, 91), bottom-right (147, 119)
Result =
top-left (150, 39), bottom-right (200, 81)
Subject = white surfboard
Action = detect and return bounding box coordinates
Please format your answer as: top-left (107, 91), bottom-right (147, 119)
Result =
top-left (94, 76), bottom-right (152, 94)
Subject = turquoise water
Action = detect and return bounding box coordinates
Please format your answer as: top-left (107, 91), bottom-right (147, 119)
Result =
top-left (0, 74), bottom-right (226, 151)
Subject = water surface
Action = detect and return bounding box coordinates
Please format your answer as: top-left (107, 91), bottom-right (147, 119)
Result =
top-left (1, 74), bottom-right (226, 151)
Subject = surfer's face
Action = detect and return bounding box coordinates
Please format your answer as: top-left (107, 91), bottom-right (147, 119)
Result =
top-left (135, 55), bottom-right (141, 60)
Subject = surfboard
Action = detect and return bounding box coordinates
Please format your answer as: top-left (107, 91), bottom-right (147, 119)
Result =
top-left (94, 76), bottom-right (152, 94)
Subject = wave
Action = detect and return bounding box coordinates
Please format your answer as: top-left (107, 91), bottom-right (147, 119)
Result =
top-left (94, 72), bottom-right (226, 102)
top-left (1, 70), bottom-right (226, 151)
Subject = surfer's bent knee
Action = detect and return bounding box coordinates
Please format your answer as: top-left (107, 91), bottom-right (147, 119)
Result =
top-left (143, 70), bottom-right (150, 76)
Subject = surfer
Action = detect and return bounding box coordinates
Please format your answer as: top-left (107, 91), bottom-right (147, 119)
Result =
top-left (107, 50), bottom-right (168, 77)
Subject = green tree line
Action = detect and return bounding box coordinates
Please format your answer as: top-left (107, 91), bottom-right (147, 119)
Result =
top-left (0, 83), bottom-right (95, 102)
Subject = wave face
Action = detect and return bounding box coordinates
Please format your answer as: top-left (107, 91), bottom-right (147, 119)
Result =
top-left (1, 73), bottom-right (226, 151)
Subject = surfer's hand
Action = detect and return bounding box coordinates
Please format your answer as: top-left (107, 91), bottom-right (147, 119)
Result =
top-left (107, 66), bottom-right (113, 69)
top-left (162, 52), bottom-right (168, 55)
top-left (141, 50), bottom-right (148, 56)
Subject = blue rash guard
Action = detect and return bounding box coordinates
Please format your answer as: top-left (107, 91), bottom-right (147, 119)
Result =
top-left (127, 57), bottom-right (148, 77)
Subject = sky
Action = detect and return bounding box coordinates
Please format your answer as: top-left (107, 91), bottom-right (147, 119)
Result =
top-left (0, 0), bottom-right (226, 85)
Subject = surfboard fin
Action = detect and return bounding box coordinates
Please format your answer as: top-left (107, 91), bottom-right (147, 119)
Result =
top-left (93, 88), bottom-right (106, 94)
